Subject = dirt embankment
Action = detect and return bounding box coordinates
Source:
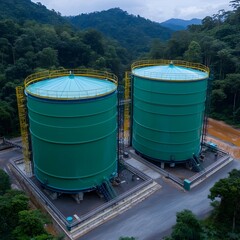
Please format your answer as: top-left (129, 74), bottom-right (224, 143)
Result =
top-left (206, 118), bottom-right (240, 159)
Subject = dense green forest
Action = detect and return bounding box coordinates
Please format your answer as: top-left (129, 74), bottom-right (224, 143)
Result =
top-left (0, 0), bottom-right (240, 137)
top-left (147, 0), bottom-right (240, 126)
top-left (0, 1), bottom-right (240, 238)
top-left (160, 18), bottom-right (202, 31)
top-left (68, 8), bottom-right (173, 55)
top-left (0, 19), bottom-right (129, 135)
top-left (71, 1), bottom-right (240, 126)
top-left (0, 1), bottom-right (130, 136)
top-left (0, 169), bottom-right (60, 239)
top-left (0, 0), bottom-right (66, 25)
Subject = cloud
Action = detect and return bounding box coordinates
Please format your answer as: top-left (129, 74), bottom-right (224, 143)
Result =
top-left (32, 0), bottom-right (232, 21)
top-left (174, 2), bottom-right (231, 19)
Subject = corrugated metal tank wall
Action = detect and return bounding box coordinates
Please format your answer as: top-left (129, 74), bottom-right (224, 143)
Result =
top-left (25, 71), bottom-right (118, 192)
top-left (131, 61), bottom-right (209, 162)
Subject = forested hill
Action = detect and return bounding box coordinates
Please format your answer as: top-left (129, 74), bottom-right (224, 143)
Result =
top-left (0, 4), bottom-right (131, 136)
top-left (68, 8), bottom-right (173, 54)
top-left (160, 18), bottom-right (202, 31)
top-left (1, 0), bottom-right (240, 137)
top-left (158, 2), bottom-right (240, 126)
top-left (0, 0), bottom-right (66, 25)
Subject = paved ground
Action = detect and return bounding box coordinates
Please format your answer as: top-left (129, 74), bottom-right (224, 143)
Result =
top-left (0, 148), bottom-right (20, 173)
top-left (1, 147), bottom-right (239, 240)
top-left (125, 158), bottom-right (161, 179)
top-left (28, 167), bottom-right (146, 218)
top-left (79, 160), bottom-right (240, 240)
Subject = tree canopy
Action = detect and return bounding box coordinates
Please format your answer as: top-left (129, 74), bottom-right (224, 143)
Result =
top-left (208, 169), bottom-right (240, 232)
top-left (0, 18), bottom-right (128, 137)
top-left (0, 0), bottom-right (66, 25)
top-left (166, 210), bottom-right (203, 240)
top-left (148, 2), bottom-right (240, 126)
top-left (13, 210), bottom-right (48, 239)
top-left (68, 8), bottom-right (173, 57)
top-left (0, 189), bottom-right (29, 239)
top-left (0, 169), bottom-right (11, 195)
top-left (0, 187), bottom-right (56, 239)
top-left (0, 0), bottom-right (240, 137)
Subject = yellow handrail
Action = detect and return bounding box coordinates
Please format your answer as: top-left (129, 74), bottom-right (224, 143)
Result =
top-left (24, 69), bottom-right (118, 88)
top-left (131, 59), bottom-right (209, 74)
top-left (16, 86), bottom-right (32, 176)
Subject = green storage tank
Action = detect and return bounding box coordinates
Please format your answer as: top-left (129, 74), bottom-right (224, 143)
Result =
top-left (25, 70), bottom-right (118, 192)
top-left (131, 60), bottom-right (209, 162)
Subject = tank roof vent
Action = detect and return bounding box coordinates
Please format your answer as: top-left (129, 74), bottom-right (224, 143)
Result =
top-left (169, 61), bottom-right (174, 68)
top-left (69, 70), bottom-right (74, 79)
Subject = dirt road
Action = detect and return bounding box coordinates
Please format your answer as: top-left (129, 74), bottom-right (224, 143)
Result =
top-left (207, 118), bottom-right (240, 159)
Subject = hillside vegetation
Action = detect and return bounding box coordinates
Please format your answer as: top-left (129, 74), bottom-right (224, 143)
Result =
top-left (0, 169), bottom-right (58, 240)
top-left (0, 0), bottom-right (66, 25)
top-left (160, 18), bottom-right (202, 31)
top-left (68, 8), bottom-right (173, 55)
top-left (0, 2), bottom-right (130, 136)
top-left (148, 1), bottom-right (240, 126)
top-left (0, 0), bottom-right (240, 137)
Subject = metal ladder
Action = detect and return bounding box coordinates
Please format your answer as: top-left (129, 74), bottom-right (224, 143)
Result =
top-left (201, 74), bottom-right (213, 145)
top-left (124, 71), bottom-right (131, 146)
top-left (190, 155), bottom-right (204, 172)
top-left (16, 86), bottom-right (32, 176)
top-left (97, 179), bottom-right (117, 201)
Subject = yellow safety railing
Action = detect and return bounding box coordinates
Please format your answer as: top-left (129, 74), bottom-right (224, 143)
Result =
top-left (16, 86), bottom-right (32, 176)
top-left (24, 69), bottom-right (118, 100)
top-left (124, 71), bottom-right (131, 146)
top-left (24, 69), bottom-right (118, 88)
top-left (131, 59), bottom-right (209, 74)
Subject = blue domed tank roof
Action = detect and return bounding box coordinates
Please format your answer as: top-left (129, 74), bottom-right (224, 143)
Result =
top-left (26, 75), bottom-right (117, 99)
top-left (132, 63), bottom-right (208, 81)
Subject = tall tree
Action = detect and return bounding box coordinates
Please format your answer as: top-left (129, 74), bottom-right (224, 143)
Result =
top-left (183, 41), bottom-right (202, 63)
top-left (0, 190), bottom-right (29, 238)
top-left (224, 73), bottom-right (240, 122)
top-left (83, 29), bottom-right (104, 55)
top-left (36, 47), bottom-right (59, 68)
top-left (0, 169), bottom-right (10, 195)
top-left (0, 100), bottom-right (14, 136)
top-left (199, 35), bottom-right (215, 66)
top-left (167, 210), bottom-right (203, 240)
top-left (208, 169), bottom-right (240, 232)
top-left (13, 210), bottom-right (47, 239)
top-left (217, 48), bottom-right (233, 79)
top-left (149, 39), bottom-right (166, 59)
top-left (230, 0), bottom-right (240, 10)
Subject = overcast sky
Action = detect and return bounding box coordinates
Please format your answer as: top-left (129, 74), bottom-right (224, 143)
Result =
top-left (32, 0), bottom-right (232, 22)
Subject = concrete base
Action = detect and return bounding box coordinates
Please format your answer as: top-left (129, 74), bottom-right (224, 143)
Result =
top-left (125, 156), bottom-right (161, 180)
top-left (43, 189), bottom-right (62, 200)
top-left (72, 192), bottom-right (84, 204)
top-left (161, 162), bottom-right (165, 169)
top-left (70, 181), bottom-right (161, 239)
top-left (169, 163), bottom-right (175, 168)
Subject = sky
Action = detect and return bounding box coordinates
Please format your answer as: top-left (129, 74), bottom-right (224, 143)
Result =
top-left (32, 0), bottom-right (232, 22)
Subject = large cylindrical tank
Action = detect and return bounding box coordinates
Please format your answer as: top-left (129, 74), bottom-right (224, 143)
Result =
top-left (131, 60), bottom-right (209, 162)
top-left (25, 70), bottom-right (118, 192)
